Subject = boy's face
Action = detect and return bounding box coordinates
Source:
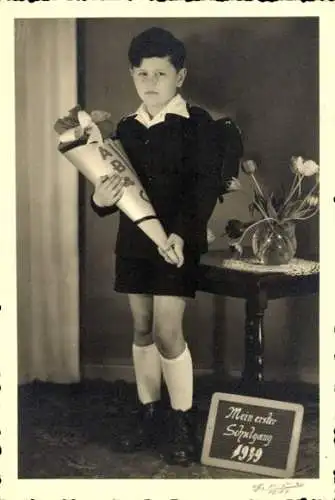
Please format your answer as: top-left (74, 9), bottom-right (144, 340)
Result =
top-left (130, 56), bottom-right (187, 115)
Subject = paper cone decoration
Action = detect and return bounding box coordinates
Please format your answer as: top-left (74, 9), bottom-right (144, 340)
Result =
top-left (57, 111), bottom-right (170, 251)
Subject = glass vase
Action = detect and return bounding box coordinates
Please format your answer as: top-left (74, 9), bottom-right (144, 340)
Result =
top-left (251, 221), bottom-right (297, 265)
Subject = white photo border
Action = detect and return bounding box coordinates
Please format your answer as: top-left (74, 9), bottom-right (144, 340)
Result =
top-left (0, 2), bottom-right (334, 500)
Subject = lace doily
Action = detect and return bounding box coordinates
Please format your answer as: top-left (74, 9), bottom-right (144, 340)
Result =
top-left (221, 257), bottom-right (319, 276)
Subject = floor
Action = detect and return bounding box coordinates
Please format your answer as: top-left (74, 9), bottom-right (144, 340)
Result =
top-left (18, 376), bottom-right (319, 479)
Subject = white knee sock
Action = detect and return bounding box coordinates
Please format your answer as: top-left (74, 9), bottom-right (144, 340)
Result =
top-left (132, 343), bottom-right (162, 405)
top-left (160, 344), bottom-right (193, 411)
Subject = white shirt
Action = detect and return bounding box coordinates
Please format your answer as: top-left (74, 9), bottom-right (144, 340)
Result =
top-left (132, 94), bottom-right (190, 129)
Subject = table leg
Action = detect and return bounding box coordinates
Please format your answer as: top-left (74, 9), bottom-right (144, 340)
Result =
top-left (243, 288), bottom-right (268, 383)
top-left (212, 296), bottom-right (228, 375)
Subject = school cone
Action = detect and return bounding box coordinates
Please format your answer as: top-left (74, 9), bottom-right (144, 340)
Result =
top-left (56, 111), bottom-right (175, 255)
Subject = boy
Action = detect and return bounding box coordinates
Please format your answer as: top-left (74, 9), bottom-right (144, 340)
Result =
top-left (91, 27), bottom-right (221, 466)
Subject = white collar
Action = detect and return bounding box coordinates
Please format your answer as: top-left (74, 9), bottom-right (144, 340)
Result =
top-left (132, 94), bottom-right (190, 128)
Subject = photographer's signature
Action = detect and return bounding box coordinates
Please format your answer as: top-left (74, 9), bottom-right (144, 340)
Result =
top-left (252, 481), bottom-right (304, 495)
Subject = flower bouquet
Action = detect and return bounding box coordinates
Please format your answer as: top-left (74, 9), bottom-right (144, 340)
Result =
top-left (223, 156), bottom-right (319, 265)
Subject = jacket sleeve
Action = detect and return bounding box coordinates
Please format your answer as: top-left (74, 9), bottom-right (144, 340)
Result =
top-left (172, 117), bottom-right (221, 247)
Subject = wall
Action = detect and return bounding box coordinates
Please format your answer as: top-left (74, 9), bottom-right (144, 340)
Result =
top-left (80, 18), bottom-right (319, 383)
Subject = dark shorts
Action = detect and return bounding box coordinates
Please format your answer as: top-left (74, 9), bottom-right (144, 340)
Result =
top-left (114, 254), bottom-right (200, 298)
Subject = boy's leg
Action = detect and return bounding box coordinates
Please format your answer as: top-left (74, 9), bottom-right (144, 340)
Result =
top-left (117, 293), bottom-right (162, 452)
top-left (128, 293), bottom-right (161, 404)
top-left (154, 295), bottom-right (197, 465)
top-left (153, 295), bottom-right (191, 409)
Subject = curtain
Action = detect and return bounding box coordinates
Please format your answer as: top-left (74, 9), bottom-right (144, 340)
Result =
top-left (16, 19), bottom-right (80, 383)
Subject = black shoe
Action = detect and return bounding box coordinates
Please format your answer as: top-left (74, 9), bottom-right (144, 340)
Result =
top-left (164, 408), bottom-right (199, 466)
top-left (117, 401), bottom-right (162, 452)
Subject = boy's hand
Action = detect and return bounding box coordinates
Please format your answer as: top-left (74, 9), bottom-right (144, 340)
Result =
top-left (158, 233), bottom-right (185, 268)
top-left (93, 174), bottom-right (125, 207)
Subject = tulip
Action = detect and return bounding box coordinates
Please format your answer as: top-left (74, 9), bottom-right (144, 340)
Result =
top-left (242, 159), bottom-right (257, 175)
top-left (290, 156), bottom-right (303, 174)
top-left (291, 156), bottom-right (319, 177)
top-left (305, 195), bottom-right (319, 207)
top-left (302, 159), bottom-right (319, 176)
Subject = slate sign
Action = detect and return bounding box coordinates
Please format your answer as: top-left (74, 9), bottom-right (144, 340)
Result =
top-left (201, 393), bottom-right (304, 477)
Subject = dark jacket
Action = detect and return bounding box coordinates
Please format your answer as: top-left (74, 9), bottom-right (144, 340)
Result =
top-left (91, 105), bottom-right (222, 259)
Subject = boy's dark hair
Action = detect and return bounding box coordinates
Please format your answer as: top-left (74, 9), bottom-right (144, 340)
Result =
top-left (128, 27), bottom-right (186, 70)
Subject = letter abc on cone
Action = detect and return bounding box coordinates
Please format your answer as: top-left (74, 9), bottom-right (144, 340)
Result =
top-left (58, 130), bottom-right (169, 251)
